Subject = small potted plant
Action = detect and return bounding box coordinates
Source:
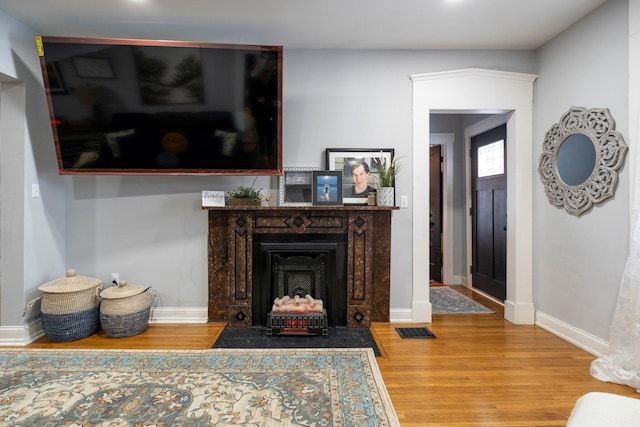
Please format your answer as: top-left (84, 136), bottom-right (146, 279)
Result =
top-left (228, 186), bottom-right (264, 207)
top-left (375, 154), bottom-right (401, 206)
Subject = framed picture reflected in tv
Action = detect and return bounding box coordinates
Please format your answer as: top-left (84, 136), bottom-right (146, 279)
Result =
top-left (37, 36), bottom-right (283, 175)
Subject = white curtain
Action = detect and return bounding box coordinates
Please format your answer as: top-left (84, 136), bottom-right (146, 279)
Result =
top-left (590, 113), bottom-right (640, 392)
top-left (591, 213), bottom-right (640, 391)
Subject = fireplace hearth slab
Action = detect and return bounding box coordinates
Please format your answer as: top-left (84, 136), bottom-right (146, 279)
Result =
top-left (212, 326), bottom-right (381, 357)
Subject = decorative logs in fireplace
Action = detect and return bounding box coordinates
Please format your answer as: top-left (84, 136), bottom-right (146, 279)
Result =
top-left (272, 295), bottom-right (324, 313)
top-left (205, 206), bottom-right (397, 328)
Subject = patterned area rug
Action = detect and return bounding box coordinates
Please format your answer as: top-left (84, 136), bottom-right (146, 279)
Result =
top-left (431, 286), bottom-right (495, 314)
top-left (0, 348), bottom-right (399, 426)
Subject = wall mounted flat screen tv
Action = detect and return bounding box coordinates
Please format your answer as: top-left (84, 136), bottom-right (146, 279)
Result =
top-left (37, 36), bottom-right (282, 175)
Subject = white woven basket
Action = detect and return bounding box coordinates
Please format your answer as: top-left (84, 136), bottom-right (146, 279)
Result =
top-left (100, 292), bottom-right (153, 316)
top-left (23, 269), bottom-right (102, 342)
top-left (99, 280), bottom-right (156, 337)
top-left (25, 269), bottom-right (102, 316)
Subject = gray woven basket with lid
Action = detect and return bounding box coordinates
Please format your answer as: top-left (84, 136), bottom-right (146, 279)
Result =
top-left (99, 280), bottom-right (155, 337)
top-left (24, 269), bottom-right (102, 342)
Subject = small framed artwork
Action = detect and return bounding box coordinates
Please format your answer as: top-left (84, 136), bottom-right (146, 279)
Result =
top-left (312, 171), bottom-right (343, 206)
top-left (73, 57), bottom-right (115, 79)
top-left (279, 167), bottom-right (319, 206)
top-left (325, 148), bottom-right (394, 205)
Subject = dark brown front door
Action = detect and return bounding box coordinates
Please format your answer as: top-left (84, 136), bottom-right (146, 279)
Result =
top-left (471, 124), bottom-right (507, 301)
top-left (429, 145), bottom-right (443, 282)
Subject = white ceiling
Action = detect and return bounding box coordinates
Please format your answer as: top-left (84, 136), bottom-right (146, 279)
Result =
top-left (0, 0), bottom-right (609, 50)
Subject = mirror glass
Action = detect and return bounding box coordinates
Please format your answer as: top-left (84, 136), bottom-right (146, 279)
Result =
top-left (556, 133), bottom-right (596, 186)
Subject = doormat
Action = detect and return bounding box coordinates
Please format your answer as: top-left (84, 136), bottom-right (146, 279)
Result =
top-left (395, 327), bottom-right (436, 339)
top-left (213, 326), bottom-right (381, 357)
top-left (431, 286), bottom-right (495, 314)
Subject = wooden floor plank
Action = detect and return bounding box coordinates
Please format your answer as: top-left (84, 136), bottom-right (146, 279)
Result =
top-left (19, 285), bottom-right (640, 425)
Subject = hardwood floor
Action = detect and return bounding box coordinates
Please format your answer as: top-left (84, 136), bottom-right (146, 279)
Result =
top-left (23, 286), bottom-right (640, 426)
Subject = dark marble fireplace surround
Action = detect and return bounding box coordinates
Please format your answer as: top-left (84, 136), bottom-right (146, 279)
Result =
top-left (206, 206), bottom-right (396, 328)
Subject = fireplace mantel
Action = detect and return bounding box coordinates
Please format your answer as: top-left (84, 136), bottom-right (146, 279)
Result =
top-left (205, 206), bottom-right (397, 327)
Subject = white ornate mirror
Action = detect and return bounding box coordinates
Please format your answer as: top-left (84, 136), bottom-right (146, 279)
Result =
top-left (538, 106), bottom-right (627, 216)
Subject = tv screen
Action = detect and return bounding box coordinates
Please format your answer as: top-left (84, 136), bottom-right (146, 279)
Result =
top-left (37, 36), bottom-right (282, 175)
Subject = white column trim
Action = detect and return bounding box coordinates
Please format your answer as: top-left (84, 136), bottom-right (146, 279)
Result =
top-left (411, 68), bottom-right (537, 324)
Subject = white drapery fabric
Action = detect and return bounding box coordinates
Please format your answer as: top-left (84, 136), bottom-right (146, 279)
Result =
top-left (590, 212), bottom-right (640, 391)
top-left (590, 113), bottom-right (640, 392)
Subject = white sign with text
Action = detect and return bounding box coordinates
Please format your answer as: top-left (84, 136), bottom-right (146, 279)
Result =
top-left (202, 191), bottom-right (226, 207)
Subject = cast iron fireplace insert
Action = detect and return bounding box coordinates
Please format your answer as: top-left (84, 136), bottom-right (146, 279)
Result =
top-left (252, 233), bottom-right (347, 327)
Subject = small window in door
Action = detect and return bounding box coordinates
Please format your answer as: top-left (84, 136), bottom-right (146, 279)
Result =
top-left (477, 140), bottom-right (504, 177)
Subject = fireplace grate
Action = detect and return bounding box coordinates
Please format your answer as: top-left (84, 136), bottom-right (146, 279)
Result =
top-left (273, 254), bottom-right (326, 300)
top-left (267, 310), bottom-right (328, 338)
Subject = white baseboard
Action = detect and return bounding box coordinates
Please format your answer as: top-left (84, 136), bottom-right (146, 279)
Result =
top-left (149, 307), bottom-right (209, 323)
top-left (535, 310), bottom-right (609, 357)
top-left (451, 275), bottom-right (467, 286)
top-left (389, 308), bottom-right (414, 323)
top-left (411, 300), bottom-right (432, 322)
top-left (0, 319), bottom-right (44, 346)
top-left (389, 304), bottom-right (434, 323)
top-left (504, 299), bottom-right (536, 325)
top-left (0, 307), bottom-right (209, 346)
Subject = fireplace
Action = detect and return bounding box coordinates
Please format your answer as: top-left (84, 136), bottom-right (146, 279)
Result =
top-left (206, 206), bottom-right (396, 328)
top-left (252, 233), bottom-right (347, 327)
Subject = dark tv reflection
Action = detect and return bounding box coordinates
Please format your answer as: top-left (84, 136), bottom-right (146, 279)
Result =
top-left (39, 37), bottom-right (282, 174)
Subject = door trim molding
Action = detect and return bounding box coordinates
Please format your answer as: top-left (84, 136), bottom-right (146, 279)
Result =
top-left (411, 68), bottom-right (536, 324)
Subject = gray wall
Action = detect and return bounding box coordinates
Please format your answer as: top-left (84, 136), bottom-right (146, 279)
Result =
top-left (0, 10), bottom-right (67, 327)
top-left (533, 0), bottom-right (629, 340)
top-left (62, 49), bottom-right (536, 314)
top-left (0, 1), bottom-right (631, 348)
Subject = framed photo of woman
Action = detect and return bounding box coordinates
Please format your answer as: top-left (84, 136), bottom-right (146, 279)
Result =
top-left (325, 148), bottom-right (394, 205)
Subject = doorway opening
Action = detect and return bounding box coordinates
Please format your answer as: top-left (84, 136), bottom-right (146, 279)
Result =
top-left (429, 115), bottom-right (511, 307)
top-left (411, 68), bottom-right (536, 325)
top-left (428, 116), bottom-right (503, 295)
